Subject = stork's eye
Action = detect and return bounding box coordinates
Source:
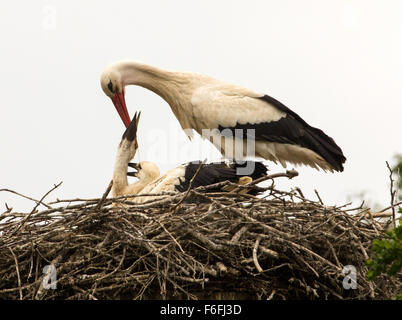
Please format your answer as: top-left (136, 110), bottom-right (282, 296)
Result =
top-left (107, 80), bottom-right (115, 93)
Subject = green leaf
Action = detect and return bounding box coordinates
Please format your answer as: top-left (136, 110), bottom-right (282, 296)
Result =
top-left (366, 225), bottom-right (402, 280)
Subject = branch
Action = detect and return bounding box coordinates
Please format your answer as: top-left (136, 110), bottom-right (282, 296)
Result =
top-left (10, 182), bottom-right (62, 236)
top-left (386, 161), bottom-right (397, 228)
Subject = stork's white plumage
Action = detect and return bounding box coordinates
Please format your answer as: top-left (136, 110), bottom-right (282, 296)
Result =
top-left (101, 61), bottom-right (346, 172)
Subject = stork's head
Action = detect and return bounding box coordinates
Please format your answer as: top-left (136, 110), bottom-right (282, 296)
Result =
top-left (119, 111), bottom-right (141, 161)
top-left (101, 68), bottom-right (131, 128)
top-left (128, 161), bottom-right (160, 183)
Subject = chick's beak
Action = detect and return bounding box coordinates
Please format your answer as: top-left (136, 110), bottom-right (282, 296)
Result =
top-left (127, 162), bottom-right (139, 177)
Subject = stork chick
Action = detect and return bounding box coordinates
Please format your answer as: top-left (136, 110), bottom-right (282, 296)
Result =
top-left (128, 160), bottom-right (268, 203)
top-left (111, 111), bottom-right (142, 198)
top-left (111, 114), bottom-right (268, 203)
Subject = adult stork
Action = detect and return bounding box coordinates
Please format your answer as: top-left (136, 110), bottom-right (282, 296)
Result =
top-left (111, 112), bottom-right (268, 202)
top-left (101, 61), bottom-right (346, 172)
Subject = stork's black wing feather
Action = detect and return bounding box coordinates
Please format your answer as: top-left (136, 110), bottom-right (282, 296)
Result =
top-left (218, 95), bottom-right (346, 172)
top-left (175, 161), bottom-right (267, 192)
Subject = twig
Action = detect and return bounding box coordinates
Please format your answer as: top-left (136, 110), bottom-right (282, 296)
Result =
top-left (9, 247), bottom-right (22, 300)
top-left (378, 201), bottom-right (402, 213)
top-left (314, 189), bottom-right (324, 205)
top-left (10, 182), bottom-right (62, 236)
top-left (252, 236), bottom-right (263, 273)
top-left (95, 180), bottom-right (113, 210)
top-left (229, 169), bottom-right (299, 194)
top-left (0, 189), bottom-right (52, 209)
top-left (294, 187), bottom-right (305, 199)
top-left (172, 160), bottom-right (205, 212)
top-left (386, 161), bottom-right (397, 228)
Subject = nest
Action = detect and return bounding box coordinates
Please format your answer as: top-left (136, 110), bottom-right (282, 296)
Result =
top-left (0, 171), bottom-right (400, 300)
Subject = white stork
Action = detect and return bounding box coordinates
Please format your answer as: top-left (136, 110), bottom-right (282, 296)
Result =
top-left (101, 61), bottom-right (346, 172)
top-left (111, 113), bottom-right (268, 202)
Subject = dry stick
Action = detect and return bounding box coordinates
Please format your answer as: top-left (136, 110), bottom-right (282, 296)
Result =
top-left (396, 165), bottom-right (401, 207)
top-left (252, 236), bottom-right (263, 273)
top-left (10, 182), bottom-right (63, 236)
top-left (377, 201), bottom-right (402, 213)
top-left (48, 191), bottom-right (176, 205)
top-left (155, 220), bottom-right (185, 254)
top-left (259, 245), bottom-right (279, 259)
top-left (230, 226), bottom-right (249, 244)
top-left (188, 229), bottom-right (225, 251)
top-left (294, 187), bottom-right (305, 199)
top-left (260, 263), bottom-right (291, 274)
top-left (96, 246), bottom-right (126, 282)
top-left (95, 180), bottom-right (113, 210)
top-left (314, 189), bottom-right (324, 205)
top-left (275, 236), bottom-right (341, 271)
top-left (127, 211), bottom-right (185, 253)
top-left (298, 255), bottom-right (320, 278)
top-left (172, 161), bottom-right (205, 213)
top-left (73, 285), bottom-right (98, 300)
top-left (248, 169), bottom-right (299, 186)
top-left (216, 262), bottom-right (227, 273)
top-left (118, 227), bottom-right (191, 277)
top-left (228, 205), bottom-right (291, 239)
top-left (0, 188), bottom-right (52, 209)
top-left (9, 247), bottom-right (23, 300)
top-left (228, 169), bottom-right (299, 194)
top-left (325, 239), bottom-right (342, 268)
top-left (386, 161), bottom-right (397, 229)
top-left (170, 274), bottom-right (209, 283)
top-left (367, 212), bottom-right (393, 218)
top-left (344, 200), bottom-right (365, 212)
top-left (47, 198), bottom-right (99, 204)
top-left (267, 289), bottom-right (276, 300)
top-left (27, 241), bottom-right (35, 281)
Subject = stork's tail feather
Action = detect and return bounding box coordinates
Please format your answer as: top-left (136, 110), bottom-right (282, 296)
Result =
top-left (259, 95), bottom-right (346, 172)
top-left (303, 126), bottom-right (346, 172)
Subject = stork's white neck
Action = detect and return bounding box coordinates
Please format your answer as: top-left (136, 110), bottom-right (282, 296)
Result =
top-left (112, 147), bottom-right (161, 197)
top-left (117, 61), bottom-right (176, 87)
top-left (112, 149), bottom-right (131, 198)
top-left (109, 61), bottom-right (198, 130)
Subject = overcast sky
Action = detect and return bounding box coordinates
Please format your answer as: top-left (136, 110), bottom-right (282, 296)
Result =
top-left (1, 0), bottom-right (401, 212)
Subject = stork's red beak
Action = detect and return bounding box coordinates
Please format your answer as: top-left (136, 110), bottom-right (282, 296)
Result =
top-left (111, 92), bottom-right (131, 128)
